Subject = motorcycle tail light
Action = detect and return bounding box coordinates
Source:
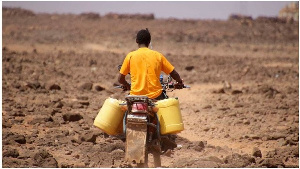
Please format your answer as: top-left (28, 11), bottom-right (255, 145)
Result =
top-left (132, 102), bottom-right (148, 112)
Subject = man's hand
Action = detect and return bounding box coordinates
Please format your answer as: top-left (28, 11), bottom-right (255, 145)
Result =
top-left (121, 83), bottom-right (131, 91)
top-left (170, 69), bottom-right (184, 89)
top-left (174, 79), bottom-right (184, 89)
top-left (118, 73), bottom-right (130, 91)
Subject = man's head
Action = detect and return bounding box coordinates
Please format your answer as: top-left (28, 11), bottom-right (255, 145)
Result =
top-left (136, 28), bottom-right (151, 47)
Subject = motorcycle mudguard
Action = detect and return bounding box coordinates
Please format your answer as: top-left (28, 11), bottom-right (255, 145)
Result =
top-left (125, 114), bottom-right (147, 164)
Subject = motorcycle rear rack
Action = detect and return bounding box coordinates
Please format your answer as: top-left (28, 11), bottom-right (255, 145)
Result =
top-left (125, 95), bottom-right (156, 106)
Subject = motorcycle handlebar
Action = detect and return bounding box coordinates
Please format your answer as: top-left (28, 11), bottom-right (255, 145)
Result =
top-left (168, 84), bottom-right (190, 89)
top-left (114, 84), bottom-right (190, 89)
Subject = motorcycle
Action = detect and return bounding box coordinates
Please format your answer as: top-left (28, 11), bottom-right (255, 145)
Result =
top-left (116, 70), bottom-right (189, 167)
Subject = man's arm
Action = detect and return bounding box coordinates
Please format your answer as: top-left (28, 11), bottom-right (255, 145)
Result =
top-left (169, 69), bottom-right (184, 89)
top-left (118, 73), bottom-right (131, 90)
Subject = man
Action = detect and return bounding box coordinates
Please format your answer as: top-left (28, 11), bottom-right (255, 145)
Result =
top-left (118, 28), bottom-right (184, 100)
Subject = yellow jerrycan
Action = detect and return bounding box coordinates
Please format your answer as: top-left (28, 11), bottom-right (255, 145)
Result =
top-left (156, 98), bottom-right (184, 135)
top-left (94, 98), bottom-right (125, 135)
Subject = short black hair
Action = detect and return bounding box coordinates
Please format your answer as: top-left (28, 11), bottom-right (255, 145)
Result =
top-left (136, 28), bottom-right (151, 46)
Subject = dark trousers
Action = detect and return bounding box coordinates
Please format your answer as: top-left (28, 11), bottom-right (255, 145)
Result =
top-left (154, 91), bottom-right (168, 100)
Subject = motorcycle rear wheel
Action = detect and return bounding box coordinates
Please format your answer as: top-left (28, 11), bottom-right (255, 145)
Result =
top-left (153, 150), bottom-right (161, 167)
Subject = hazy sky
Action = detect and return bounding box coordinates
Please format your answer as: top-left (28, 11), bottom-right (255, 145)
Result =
top-left (2, 1), bottom-right (293, 20)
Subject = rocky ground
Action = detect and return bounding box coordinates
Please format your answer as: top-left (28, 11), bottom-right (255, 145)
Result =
top-left (2, 8), bottom-right (299, 167)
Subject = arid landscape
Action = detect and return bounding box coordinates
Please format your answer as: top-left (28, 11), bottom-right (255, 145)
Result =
top-left (2, 8), bottom-right (299, 167)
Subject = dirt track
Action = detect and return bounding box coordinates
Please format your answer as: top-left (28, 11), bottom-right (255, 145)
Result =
top-left (2, 8), bottom-right (299, 167)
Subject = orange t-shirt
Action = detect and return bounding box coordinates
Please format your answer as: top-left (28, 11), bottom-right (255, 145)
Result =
top-left (120, 47), bottom-right (174, 99)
